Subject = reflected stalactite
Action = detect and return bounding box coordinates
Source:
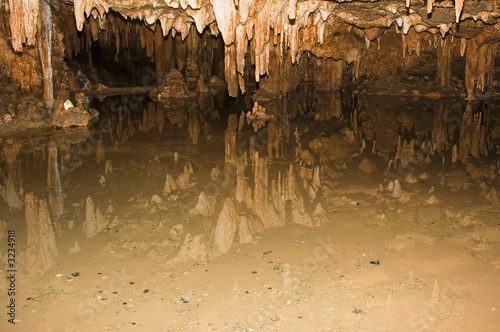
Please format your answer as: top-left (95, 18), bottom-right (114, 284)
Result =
top-left (47, 141), bottom-right (63, 235)
top-left (1, 139), bottom-right (24, 210)
top-left (458, 102), bottom-right (488, 161)
top-left (225, 114), bottom-right (238, 164)
top-left (432, 103), bottom-right (450, 153)
top-left (140, 101), bottom-right (157, 133)
top-left (312, 90), bottom-right (342, 121)
top-left (252, 152), bottom-right (283, 228)
top-left (313, 57), bottom-right (345, 90)
top-left (187, 98), bottom-right (201, 144)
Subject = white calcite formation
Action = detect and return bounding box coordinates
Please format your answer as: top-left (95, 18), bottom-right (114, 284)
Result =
top-left (5, 0), bottom-right (497, 100)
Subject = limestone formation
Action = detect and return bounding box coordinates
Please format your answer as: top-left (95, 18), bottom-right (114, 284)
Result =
top-left (163, 174), bottom-right (178, 195)
top-left (212, 197), bottom-right (238, 255)
top-left (359, 157), bottom-right (378, 174)
top-left (237, 215), bottom-right (253, 244)
top-left (52, 99), bottom-right (95, 128)
top-left (395, 136), bottom-right (416, 169)
top-left (246, 102), bottom-right (273, 132)
top-left (149, 69), bottom-right (191, 103)
top-left (189, 191), bottom-right (216, 217)
top-left (171, 233), bottom-right (211, 265)
top-left (312, 202), bottom-right (328, 226)
top-left (150, 194), bottom-right (167, 212)
top-left (24, 192), bottom-right (59, 276)
top-left (82, 196), bottom-right (108, 239)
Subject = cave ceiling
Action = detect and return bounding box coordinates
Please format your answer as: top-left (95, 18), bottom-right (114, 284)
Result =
top-left (3, 0), bottom-right (500, 99)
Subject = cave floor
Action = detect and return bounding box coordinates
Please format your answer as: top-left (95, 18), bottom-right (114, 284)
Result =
top-left (1, 91), bottom-right (499, 331)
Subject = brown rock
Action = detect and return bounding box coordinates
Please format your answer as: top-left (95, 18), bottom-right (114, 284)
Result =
top-left (358, 158), bottom-right (378, 173)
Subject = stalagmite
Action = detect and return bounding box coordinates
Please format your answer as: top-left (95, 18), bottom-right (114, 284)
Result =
top-left (237, 215), bottom-right (253, 244)
top-left (47, 141), bottom-right (63, 235)
top-left (171, 233), bottom-right (211, 264)
top-left (189, 191), bottom-right (216, 217)
top-left (291, 195), bottom-right (315, 227)
top-left (24, 192), bottom-right (59, 276)
top-left (212, 197), bottom-right (238, 255)
top-left (390, 180), bottom-right (402, 199)
top-left (395, 137), bottom-right (416, 169)
top-left (82, 196), bottom-right (108, 239)
top-left (312, 202), bottom-right (328, 225)
top-left (176, 164), bottom-right (195, 190)
top-left (105, 160), bottom-right (113, 174)
top-left (150, 194), bottom-right (167, 212)
top-left (163, 174), bottom-right (178, 195)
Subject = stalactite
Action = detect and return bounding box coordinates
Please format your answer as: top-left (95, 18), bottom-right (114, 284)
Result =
top-left (437, 35), bottom-right (452, 88)
top-left (455, 0), bottom-right (464, 23)
top-left (37, 0), bottom-right (53, 100)
top-left (175, 33), bottom-right (188, 71)
top-left (224, 43), bottom-right (238, 97)
top-left (427, 0), bottom-right (434, 15)
top-left (402, 27), bottom-right (421, 59)
top-left (210, 0), bottom-right (236, 44)
top-left (465, 34), bottom-right (497, 100)
top-left (8, 0), bottom-right (39, 52)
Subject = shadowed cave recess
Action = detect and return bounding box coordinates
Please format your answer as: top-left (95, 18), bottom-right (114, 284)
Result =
top-left (0, 0), bottom-right (500, 331)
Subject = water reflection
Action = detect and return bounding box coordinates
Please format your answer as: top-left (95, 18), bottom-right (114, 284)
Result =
top-left (0, 89), bottom-right (498, 276)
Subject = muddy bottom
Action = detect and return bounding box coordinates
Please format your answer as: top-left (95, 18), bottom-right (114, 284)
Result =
top-left (0, 90), bottom-right (499, 331)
